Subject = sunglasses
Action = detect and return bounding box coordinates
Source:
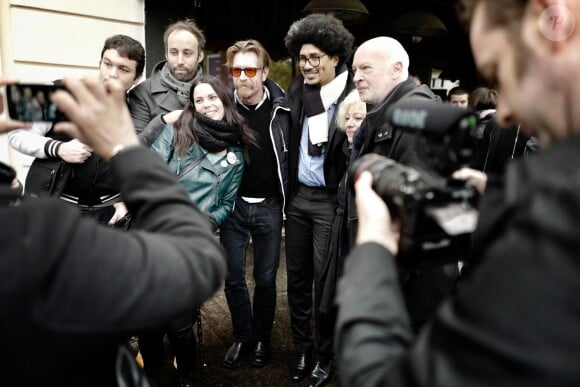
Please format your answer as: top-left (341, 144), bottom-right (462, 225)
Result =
top-left (230, 67), bottom-right (260, 78)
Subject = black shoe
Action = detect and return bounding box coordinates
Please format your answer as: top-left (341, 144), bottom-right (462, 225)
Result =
top-left (290, 352), bottom-right (311, 383)
top-left (222, 342), bottom-right (249, 369)
top-left (250, 340), bottom-right (270, 368)
top-left (307, 360), bottom-right (332, 387)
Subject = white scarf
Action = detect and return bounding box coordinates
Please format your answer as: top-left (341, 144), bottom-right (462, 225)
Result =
top-left (306, 70), bottom-right (349, 146)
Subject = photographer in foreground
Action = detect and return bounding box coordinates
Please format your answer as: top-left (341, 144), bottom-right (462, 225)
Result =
top-left (0, 77), bottom-right (225, 386)
top-left (335, 0), bottom-right (580, 385)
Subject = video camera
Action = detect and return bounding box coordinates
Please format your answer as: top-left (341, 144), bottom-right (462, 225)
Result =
top-left (349, 99), bottom-right (480, 267)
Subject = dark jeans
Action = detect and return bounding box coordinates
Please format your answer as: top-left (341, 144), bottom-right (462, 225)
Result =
top-left (78, 204), bottom-right (114, 225)
top-left (138, 310), bottom-right (197, 382)
top-left (220, 196), bottom-right (283, 343)
top-left (285, 184), bottom-right (336, 361)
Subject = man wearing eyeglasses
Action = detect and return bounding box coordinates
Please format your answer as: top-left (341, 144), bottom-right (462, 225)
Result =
top-left (128, 18), bottom-right (205, 146)
top-left (218, 39), bottom-right (290, 370)
top-left (283, 14), bottom-right (355, 387)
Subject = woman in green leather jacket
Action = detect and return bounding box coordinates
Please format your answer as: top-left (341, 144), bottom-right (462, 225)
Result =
top-left (144, 75), bottom-right (257, 387)
top-left (152, 75), bottom-right (257, 230)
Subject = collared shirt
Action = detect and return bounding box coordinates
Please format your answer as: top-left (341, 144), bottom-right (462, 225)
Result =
top-left (234, 86), bottom-right (270, 110)
top-left (297, 103), bottom-right (336, 187)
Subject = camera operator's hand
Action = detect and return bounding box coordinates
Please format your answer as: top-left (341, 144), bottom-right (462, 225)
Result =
top-left (57, 139), bottom-right (92, 163)
top-left (354, 171), bottom-right (400, 255)
top-left (0, 77), bottom-right (32, 133)
top-left (51, 77), bottom-right (139, 161)
top-left (452, 167), bottom-right (487, 195)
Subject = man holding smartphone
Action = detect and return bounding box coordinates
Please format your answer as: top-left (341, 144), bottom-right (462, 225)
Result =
top-left (0, 75), bottom-right (227, 387)
top-left (8, 34), bottom-right (145, 226)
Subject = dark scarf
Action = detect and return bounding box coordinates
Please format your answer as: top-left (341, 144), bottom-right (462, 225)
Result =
top-left (301, 66), bottom-right (349, 156)
top-left (193, 113), bottom-right (241, 152)
top-left (302, 83), bottom-right (324, 157)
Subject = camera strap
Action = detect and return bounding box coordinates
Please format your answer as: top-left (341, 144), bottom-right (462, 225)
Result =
top-left (511, 125), bottom-right (521, 160)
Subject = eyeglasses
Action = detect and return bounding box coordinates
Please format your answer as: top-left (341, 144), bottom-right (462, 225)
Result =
top-left (230, 67), bottom-right (260, 78)
top-left (298, 54), bottom-right (327, 67)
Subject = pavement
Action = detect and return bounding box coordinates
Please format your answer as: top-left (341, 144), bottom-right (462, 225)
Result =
top-left (141, 240), bottom-right (340, 387)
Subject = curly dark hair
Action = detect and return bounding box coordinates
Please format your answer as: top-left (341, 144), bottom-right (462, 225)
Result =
top-left (284, 13), bottom-right (354, 66)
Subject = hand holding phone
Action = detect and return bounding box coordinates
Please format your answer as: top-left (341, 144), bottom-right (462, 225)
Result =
top-left (6, 82), bottom-right (67, 122)
top-left (51, 77), bottom-right (140, 161)
top-left (0, 78), bottom-right (33, 133)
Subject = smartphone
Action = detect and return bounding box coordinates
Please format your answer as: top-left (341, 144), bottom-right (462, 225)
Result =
top-left (5, 82), bottom-right (67, 122)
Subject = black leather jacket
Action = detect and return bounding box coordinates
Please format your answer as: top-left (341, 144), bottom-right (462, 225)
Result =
top-left (351, 78), bottom-right (441, 168)
top-left (261, 79), bottom-right (291, 213)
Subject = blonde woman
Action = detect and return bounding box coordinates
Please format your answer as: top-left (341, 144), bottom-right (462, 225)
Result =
top-left (320, 89), bottom-right (366, 314)
top-left (336, 89), bottom-right (366, 146)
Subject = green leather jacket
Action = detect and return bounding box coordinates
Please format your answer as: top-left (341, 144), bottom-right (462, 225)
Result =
top-left (151, 124), bottom-right (244, 226)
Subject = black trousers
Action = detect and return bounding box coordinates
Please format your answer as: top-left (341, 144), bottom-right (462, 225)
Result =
top-left (138, 310), bottom-right (197, 383)
top-left (285, 184), bottom-right (336, 361)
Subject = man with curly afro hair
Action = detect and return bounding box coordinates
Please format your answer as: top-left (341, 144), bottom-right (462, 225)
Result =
top-left (283, 13), bottom-right (355, 387)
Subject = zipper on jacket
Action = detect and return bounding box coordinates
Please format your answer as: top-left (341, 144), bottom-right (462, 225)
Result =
top-left (269, 105), bottom-right (288, 216)
top-left (271, 106), bottom-right (289, 152)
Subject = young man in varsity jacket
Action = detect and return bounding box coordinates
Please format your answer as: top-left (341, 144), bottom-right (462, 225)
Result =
top-left (8, 35), bottom-right (145, 225)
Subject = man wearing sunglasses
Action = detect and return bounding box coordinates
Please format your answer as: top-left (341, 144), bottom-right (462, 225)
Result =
top-left (283, 14), bottom-right (355, 387)
top-left (128, 18), bottom-right (205, 146)
top-left (219, 39), bottom-right (290, 370)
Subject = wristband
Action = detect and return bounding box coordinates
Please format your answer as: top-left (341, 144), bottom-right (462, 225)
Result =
top-left (53, 141), bottom-right (64, 158)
